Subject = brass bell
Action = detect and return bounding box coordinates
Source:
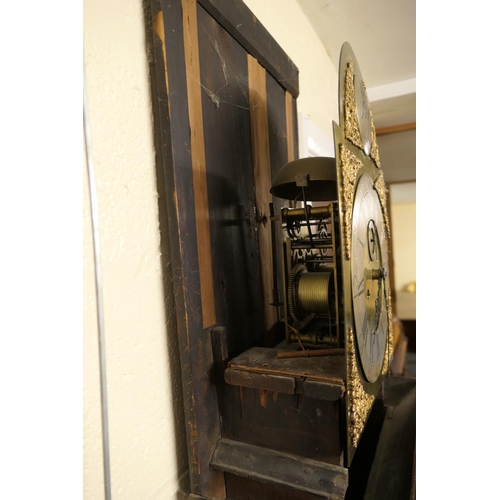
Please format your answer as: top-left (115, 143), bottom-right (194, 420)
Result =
top-left (270, 156), bottom-right (337, 201)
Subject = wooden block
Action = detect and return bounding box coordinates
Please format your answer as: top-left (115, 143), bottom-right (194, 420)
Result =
top-left (225, 368), bottom-right (295, 394)
top-left (303, 379), bottom-right (345, 402)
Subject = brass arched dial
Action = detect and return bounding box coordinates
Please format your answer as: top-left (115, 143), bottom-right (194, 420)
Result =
top-left (354, 74), bottom-right (372, 156)
top-left (350, 173), bottom-right (389, 382)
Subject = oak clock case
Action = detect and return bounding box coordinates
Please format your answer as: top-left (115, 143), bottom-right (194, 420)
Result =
top-left (148, 0), bottom-right (401, 494)
top-left (269, 41), bottom-right (393, 466)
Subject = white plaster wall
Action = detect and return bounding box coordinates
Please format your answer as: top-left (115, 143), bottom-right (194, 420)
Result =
top-left (83, 0), bottom-right (188, 498)
top-left (389, 202), bottom-right (416, 292)
top-left (243, 0), bottom-right (339, 139)
top-left (84, 1), bottom-right (339, 499)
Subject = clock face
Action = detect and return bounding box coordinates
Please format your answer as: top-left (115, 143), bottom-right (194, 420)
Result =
top-left (354, 74), bottom-right (372, 156)
top-left (351, 174), bottom-right (389, 382)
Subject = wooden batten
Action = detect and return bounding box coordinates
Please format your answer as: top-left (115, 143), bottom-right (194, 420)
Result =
top-left (211, 438), bottom-right (348, 500)
top-left (376, 122), bottom-right (416, 136)
top-left (247, 55), bottom-right (276, 334)
top-left (182, 0), bottom-right (217, 329)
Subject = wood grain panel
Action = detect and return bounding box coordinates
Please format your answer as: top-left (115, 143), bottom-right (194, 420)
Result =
top-left (220, 384), bottom-right (344, 466)
top-left (182, 0), bottom-right (216, 328)
top-left (265, 72), bottom-right (291, 342)
top-left (197, 7), bottom-right (265, 356)
top-left (247, 55), bottom-right (275, 334)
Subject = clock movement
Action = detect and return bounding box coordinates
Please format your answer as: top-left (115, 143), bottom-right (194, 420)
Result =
top-left (261, 41), bottom-right (393, 469)
top-left (148, 3), bottom-right (415, 496)
top-left (208, 42), bottom-right (396, 498)
top-left (210, 43), bottom-right (406, 500)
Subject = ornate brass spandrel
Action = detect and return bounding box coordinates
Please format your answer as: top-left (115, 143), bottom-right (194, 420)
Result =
top-left (381, 290), bottom-right (394, 375)
top-left (370, 114), bottom-right (381, 168)
top-left (347, 327), bottom-right (375, 449)
top-left (340, 145), bottom-right (363, 260)
top-left (374, 171), bottom-right (391, 238)
top-left (381, 344), bottom-right (389, 375)
top-left (387, 290), bottom-right (394, 359)
top-left (344, 62), bottom-right (381, 167)
top-left (344, 62), bottom-right (364, 151)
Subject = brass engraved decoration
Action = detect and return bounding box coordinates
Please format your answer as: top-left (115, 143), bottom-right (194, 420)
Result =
top-left (344, 62), bottom-right (381, 168)
top-left (344, 62), bottom-right (364, 151)
top-left (347, 327), bottom-right (375, 448)
top-left (374, 171), bottom-right (391, 238)
top-left (340, 145), bottom-right (363, 260)
top-left (387, 290), bottom-right (394, 358)
top-left (375, 171), bottom-right (392, 376)
top-left (381, 290), bottom-right (394, 375)
top-left (381, 343), bottom-right (389, 375)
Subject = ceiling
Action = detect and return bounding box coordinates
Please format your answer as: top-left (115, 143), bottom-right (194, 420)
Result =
top-left (296, 0), bottom-right (416, 188)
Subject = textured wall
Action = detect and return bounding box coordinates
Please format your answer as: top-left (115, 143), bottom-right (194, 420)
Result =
top-left (83, 0), bottom-right (188, 498)
top-left (389, 202), bottom-right (416, 291)
top-left (84, 1), bottom-right (338, 499)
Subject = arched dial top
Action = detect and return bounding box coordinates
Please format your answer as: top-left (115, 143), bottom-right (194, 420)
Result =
top-left (339, 42), bottom-right (381, 165)
top-left (354, 74), bottom-right (372, 156)
top-left (350, 174), bottom-right (389, 383)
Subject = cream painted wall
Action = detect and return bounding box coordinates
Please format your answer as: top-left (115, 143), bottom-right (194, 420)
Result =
top-left (84, 1), bottom-right (339, 499)
top-left (390, 202), bottom-right (416, 292)
top-left (83, 0), bottom-right (188, 499)
top-left (243, 0), bottom-right (339, 139)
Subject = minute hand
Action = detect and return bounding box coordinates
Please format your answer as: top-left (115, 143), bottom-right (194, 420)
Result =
top-left (373, 267), bottom-right (388, 330)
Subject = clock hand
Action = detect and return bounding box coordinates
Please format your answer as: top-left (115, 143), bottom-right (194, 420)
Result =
top-left (357, 277), bottom-right (365, 290)
top-left (373, 266), bottom-right (387, 331)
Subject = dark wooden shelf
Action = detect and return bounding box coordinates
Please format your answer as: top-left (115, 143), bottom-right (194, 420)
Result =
top-left (225, 346), bottom-right (346, 401)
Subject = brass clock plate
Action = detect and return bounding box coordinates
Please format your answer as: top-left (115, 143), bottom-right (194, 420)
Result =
top-left (336, 42), bottom-right (393, 465)
top-left (268, 41), bottom-right (394, 468)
